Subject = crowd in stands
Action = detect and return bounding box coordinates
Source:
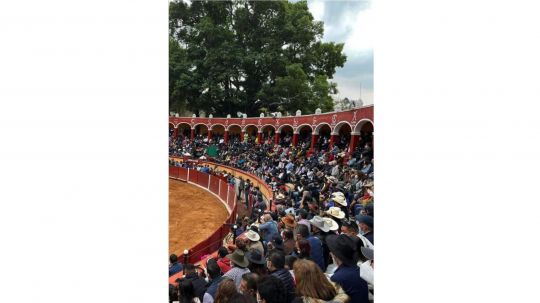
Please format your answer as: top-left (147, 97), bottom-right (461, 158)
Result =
top-left (169, 129), bottom-right (374, 303)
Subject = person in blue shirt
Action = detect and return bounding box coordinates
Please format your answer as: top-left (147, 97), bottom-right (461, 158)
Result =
top-left (296, 224), bottom-right (325, 271)
top-left (169, 254), bottom-right (183, 277)
top-left (258, 214), bottom-right (278, 244)
top-left (327, 234), bottom-right (369, 303)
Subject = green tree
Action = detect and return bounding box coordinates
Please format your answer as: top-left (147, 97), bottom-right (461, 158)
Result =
top-left (169, 0), bottom-right (346, 116)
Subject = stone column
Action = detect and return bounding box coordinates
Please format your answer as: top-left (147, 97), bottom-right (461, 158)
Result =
top-left (190, 129), bottom-right (195, 141)
top-left (349, 132), bottom-right (360, 153)
top-left (274, 133), bottom-right (280, 145)
top-left (224, 131), bottom-right (229, 144)
top-left (257, 132), bottom-right (263, 144)
top-left (292, 133), bottom-right (299, 147)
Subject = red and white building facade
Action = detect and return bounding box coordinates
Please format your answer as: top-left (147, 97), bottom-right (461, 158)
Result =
top-left (169, 105), bottom-right (373, 154)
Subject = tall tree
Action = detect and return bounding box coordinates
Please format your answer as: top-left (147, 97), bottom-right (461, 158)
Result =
top-left (169, 0), bottom-right (346, 116)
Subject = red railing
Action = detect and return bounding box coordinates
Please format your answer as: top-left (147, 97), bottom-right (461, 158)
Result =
top-left (169, 166), bottom-right (237, 264)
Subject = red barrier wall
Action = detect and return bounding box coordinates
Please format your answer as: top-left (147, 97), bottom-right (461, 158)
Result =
top-left (170, 167), bottom-right (237, 264)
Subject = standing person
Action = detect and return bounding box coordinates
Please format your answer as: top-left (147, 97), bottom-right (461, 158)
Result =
top-left (291, 259), bottom-right (349, 303)
top-left (203, 259), bottom-right (226, 303)
top-left (176, 279), bottom-right (202, 303)
top-left (214, 278), bottom-right (239, 303)
top-left (224, 249), bottom-right (251, 291)
top-left (259, 214), bottom-right (279, 244)
top-left (326, 234), bottom-right (369, 303)
top-left (170, 254), bottom-right (184, 277)
top-left (295, 224), bottom-right (325, 271)
top-left (266, 250), bottom-right (296, 303)
top-left (256, 275), bottom-right (288, 303)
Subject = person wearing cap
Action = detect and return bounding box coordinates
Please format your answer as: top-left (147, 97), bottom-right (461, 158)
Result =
top-left (327, 234), bottom-right (369, 303)
top-left (223, 249), bottom-right (251, 291)
top-left (356, 215), bottom-right (374, 245)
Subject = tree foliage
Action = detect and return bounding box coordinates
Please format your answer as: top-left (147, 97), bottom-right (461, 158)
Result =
top-left (169, 0), bottom-right (346, 116)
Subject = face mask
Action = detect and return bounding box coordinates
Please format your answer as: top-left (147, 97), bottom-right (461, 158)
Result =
top-left (358, 229), bottom-right (366, 236)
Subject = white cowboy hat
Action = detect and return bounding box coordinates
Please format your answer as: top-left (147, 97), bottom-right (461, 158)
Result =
top-left (331, 195), bottom-right (347, 206)
top-left (309, 216), bottom-right (332, 233)
top-left (326, 206), bottom-right (346, 219)
top-left (244, 230), bottom-right (260, 242)
top-left (331, 192), bottom-right (345, 197)
top-left (322, 217), bottom-right (339, 231)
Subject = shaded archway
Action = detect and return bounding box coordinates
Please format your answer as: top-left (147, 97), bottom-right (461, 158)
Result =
top-left (228, 124), bottom-right (242, 143)
top-left (211, 124), bottom-right (225, 142)
top-left (297, 124), bottom-right (313, 147)
top-left (194, 124), bottom-right (209, 138)
top-left (353, 119), bottom-right (374, 155)
top-left (333, 122), bottom-right (352, 150)
top-left (244, 125), bottom-right (258, 143)
top-left (278, 124), bottom-right (294, 146)
top-left (260, 124), bottom-right (276, 144)
top-left (177, 123), bottom-right (191, 138)
top-left (314, 123), bottom-right (332, 150)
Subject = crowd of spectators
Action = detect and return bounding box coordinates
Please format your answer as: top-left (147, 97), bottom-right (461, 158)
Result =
top-left (169, 129), bottom-right (374, 303)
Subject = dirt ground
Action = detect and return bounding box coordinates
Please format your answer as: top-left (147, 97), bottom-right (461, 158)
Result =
top-left (169, 179), bottom-right (229, 256)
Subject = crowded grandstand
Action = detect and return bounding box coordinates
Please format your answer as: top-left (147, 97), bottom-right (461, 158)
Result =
top-left (169, 108), bottom-right (374, 303)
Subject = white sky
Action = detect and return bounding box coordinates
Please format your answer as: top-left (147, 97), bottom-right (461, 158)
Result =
top-left (307, 0), bottom-right (374, 105)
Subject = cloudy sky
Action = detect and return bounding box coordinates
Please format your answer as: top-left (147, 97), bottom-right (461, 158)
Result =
top-left (305, 0), bottom-right (373, 105)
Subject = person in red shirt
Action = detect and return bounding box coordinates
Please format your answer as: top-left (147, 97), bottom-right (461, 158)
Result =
top-left (216, 246), bottom-right (232, 274)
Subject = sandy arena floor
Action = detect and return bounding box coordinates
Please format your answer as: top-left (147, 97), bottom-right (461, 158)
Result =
top-left (169, 179), bottom-right (229, 256)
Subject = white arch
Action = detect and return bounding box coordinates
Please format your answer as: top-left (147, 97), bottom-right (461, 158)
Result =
top-left (353, 119), bottom-right (374, 134)
top-left (313, 123), bottom-right (332, 135)
top-left (210, 123), bottom-right (226, 130)
top-left (260, 124), bottom-right (276, 133)
top-left (175, 122), bottom-right (191, 129)
top-left (277, 124), bottom-right (294, 133)
top-left (242, 124), bottom-right (259, 133)
top-left (295, 124), bottom-right (313, 134)
top-left (332, 121), bottom-right (352, 135)
top-left (226, 124), bottom-right (242, 132)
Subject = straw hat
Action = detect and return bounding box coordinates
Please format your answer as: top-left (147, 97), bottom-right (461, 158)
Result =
top-left (331, 195), bottom-right (347, 207)
top-left (309, 216), bottom-right (332, 233)
top-left (326, 206), bottom-right (346, 219)
top-left (322, 217), bottom-right (339, 231)
top-left (245, 230), bottom-right (260, 242)
top-left (280, 214), bottom-right (297, 229)
top-left (331, 191), bottom-right (345, 198)
top-left (276, 193), bottom-right (285, 200)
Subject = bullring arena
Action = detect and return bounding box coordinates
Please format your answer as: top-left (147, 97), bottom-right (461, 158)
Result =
top-left (169, 179), bottom-right (229, 256)
top-left (169, 106), bottom-right (373, 267)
